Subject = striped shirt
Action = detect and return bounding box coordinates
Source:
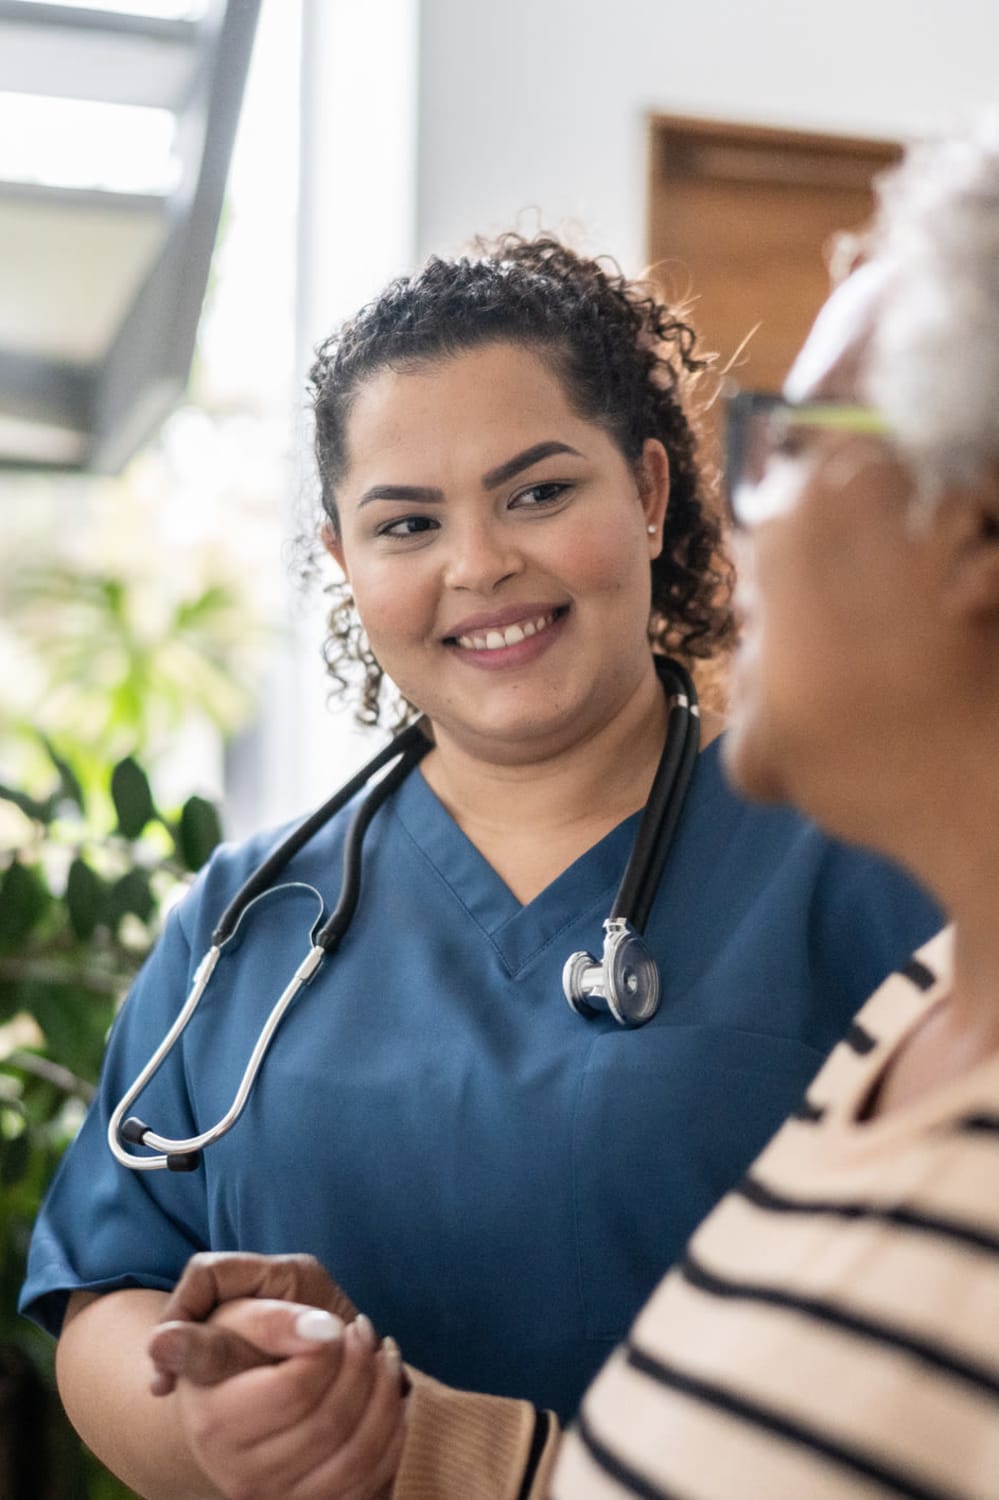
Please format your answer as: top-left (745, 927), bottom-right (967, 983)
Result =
top-left (553, 927), bottom-right (999, 1500)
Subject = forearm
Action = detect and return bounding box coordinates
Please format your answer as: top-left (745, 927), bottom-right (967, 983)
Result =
top-left (138, 1251), bottom-right (558, 1500)
top-left (57, 1289), bottom-right (222, 1500)
top-left (393, 1369), bottom-right (561, 1500)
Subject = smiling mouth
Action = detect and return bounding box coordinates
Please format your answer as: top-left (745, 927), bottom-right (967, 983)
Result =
top-left (448, 607), bottom-right (567, 653)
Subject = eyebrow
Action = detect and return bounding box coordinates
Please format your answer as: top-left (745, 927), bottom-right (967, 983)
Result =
top-left (481, 440), bottom-right (583, 489)
top-left (357, 440), bottom-right (583, 508)
top-left (358, 483), bottom-right (444, 508)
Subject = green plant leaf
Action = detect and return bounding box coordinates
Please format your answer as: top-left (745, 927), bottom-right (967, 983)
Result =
top-left (23, 982), bottom-right (114, 1079)
top-left (0, 980), bottom-right (27, 1023)
top-left (110, 758), bottom-right (157, 839)
top-left (1, 1131), bottom-right (30, 1187)
top-left (176, 795), bottom-right (223, 872)
top-left (109, 869), bottom-right (155, 925)
top-left (0, 782), bottom-right (56, 824)
top-left (41, 738), bottom-right (85, 814)
top-left (65, 858), bottom-right (107, 941)
top-left (0, 862), bottom-right (50, 944)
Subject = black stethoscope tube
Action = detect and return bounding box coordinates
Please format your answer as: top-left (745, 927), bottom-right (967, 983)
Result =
top-left (211, 721), bottom-right (431, 947)
top-left (110, 656), bottom-right (698, 1170)
top-left (561, 655), bottom-right (700, 1026)
top-left (611, 657), bottom-right (699, 935)
top-left (109, 724), bottom-right (431, 1172)
top-left (315, 729), bottom-right (431, 953)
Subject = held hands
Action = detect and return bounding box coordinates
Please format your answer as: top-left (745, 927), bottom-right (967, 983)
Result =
top-left (148, 1254), bottom-right (406, 1500)
top-left (149, 1251), bottom-right (362, 1395)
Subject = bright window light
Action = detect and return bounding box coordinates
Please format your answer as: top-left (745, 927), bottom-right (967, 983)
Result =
top-left (0, 92), bottom-right (178, 194)
top-left (0, 415), bottom-right (85, 466)
top-left (12, 0), bottom-right (207, 16)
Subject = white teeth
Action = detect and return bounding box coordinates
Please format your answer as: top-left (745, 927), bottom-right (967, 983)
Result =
top-left (454, 611), bottom-right (557, 651)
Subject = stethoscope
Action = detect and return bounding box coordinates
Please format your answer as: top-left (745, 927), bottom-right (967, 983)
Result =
top-left (109, 655), bottom-right (699, 1173)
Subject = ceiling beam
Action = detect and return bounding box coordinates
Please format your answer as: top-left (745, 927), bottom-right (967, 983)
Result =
top-left (0, 2), bottom-right (198, 45)
top-left (0, 347), bottom-right (94, 429)
top-left (86, 0), bottom-right (261, 472)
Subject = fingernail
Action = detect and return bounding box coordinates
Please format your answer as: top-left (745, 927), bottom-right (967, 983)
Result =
top-left (354, 1312), bottom-right (376, 1349)
top-left (381, 1335), bottom-right (401, 1376)
top-left (295, 1309), bottom-right (344, 1343)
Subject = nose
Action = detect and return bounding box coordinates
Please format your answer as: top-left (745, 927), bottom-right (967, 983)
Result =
top-left (442, 515), bottom-right (523, 593)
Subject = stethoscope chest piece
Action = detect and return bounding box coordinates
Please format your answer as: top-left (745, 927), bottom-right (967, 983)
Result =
top-left (563, 918), bottom-right (661, 1028)
top-left (561, 655), bottom-right (700, 1029)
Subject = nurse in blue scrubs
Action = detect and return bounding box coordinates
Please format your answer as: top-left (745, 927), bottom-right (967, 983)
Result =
top-left (22, 234), bottom-right (940, 1499)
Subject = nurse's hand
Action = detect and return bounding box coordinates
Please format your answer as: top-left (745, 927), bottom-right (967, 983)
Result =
top-left (149, 1297), bottom-right (406, 1500)
top-left (163, 1249), bottom-right (359, 1325)
top-left (151, 1250), bottom-right (359, 1395)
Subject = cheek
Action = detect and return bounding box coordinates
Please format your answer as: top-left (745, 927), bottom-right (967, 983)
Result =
top-left (346, 558), bottom-right (434, 653)
top-left (558, 517), bottom-right (651, 609)
top-left (734, 532), bottom-right (837, 727)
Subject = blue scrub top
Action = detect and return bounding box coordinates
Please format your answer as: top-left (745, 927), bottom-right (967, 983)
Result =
top-left (21, 737), bottom-right (940, 1420)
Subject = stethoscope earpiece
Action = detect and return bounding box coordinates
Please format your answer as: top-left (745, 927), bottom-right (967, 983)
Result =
top-left (120, 1117), bottom-right (202, 1172)
top-left (108, 723), bottom-right (432, 1173)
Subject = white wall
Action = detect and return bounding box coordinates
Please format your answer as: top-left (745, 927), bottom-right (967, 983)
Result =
top-left (417, 0), bottom-right (999, 273)
top-left (248, 0), bottom-right (421, 830)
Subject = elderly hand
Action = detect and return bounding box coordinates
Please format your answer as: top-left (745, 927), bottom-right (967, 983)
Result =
top-left (148, 1296), bottom-right (406, 1500)
top-left (149, 1251), bottom-right (360, 1395)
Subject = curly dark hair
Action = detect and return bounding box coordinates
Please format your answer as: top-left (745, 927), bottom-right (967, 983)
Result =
top-left (308, 232), bottom-right (734, 726)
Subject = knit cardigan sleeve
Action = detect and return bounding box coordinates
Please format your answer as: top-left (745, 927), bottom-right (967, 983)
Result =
top-left (392, 1368), bottom-right (561, 1500)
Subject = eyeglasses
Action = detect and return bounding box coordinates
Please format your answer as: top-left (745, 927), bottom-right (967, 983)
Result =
top-left (723, 389), bottom-right (892, 530)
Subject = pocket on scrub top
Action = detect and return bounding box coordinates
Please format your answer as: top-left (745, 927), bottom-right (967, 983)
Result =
top-left (571, 1023), bottom-right (823, 1340)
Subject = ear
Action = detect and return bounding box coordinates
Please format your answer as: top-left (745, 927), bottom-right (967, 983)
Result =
top-left (941, 478), bottom-right (999, 623)
top-left (638, 439), bottom-right (670, 558)
top-left (320, 518), bottom-right (348, 580)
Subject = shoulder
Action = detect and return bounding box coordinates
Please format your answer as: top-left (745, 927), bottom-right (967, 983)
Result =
top-left (699, 733), bottom-right (940, 912)
top-left (169, 797), bottom-right (362, 948)
top-left (676, 735), bottom-right (942, 1025)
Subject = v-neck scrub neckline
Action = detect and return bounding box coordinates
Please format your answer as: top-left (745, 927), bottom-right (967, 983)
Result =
top-left (394, 755), bottom-right (721, 978)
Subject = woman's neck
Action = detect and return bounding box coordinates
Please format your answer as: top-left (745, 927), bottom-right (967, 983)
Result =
top-left (865, 830), bottom-right (999, 1120)
top-left (419, 667), bottom-right (673, 904)
top-left (949, 898), bottom-right (999, 1048)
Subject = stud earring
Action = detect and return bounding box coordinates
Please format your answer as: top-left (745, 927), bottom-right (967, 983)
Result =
top-left (647, 525), bottom-right (657, 535)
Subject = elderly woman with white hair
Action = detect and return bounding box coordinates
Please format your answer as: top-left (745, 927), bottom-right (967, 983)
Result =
top-left (552, 118), bottom-right (999, 1500)
top-left (144, 121), bottom-right (999, 1499)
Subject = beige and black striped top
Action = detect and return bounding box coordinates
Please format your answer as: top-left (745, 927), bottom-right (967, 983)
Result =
top-left (553, 927), bottom-right (999, 1500)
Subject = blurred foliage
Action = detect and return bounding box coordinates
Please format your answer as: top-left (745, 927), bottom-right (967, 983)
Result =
top-left (0, 741), bottom-right (223, 1497)
top-left (4, 561), bottom-right (260, 803)
top-left (0, 514), bottom-right (264, 1494)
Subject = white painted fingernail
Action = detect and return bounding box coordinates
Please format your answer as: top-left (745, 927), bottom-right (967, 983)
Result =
top-left (381, 1336), bottom-right (402, 1376)
top-left (295, 1309), bottom-right (344, 1342)
top-left (354, 1312), bottom-right (376, 1349)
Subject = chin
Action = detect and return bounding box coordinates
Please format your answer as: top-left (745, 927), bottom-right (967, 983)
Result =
top-left (721, 718), bottom-right (789, 806)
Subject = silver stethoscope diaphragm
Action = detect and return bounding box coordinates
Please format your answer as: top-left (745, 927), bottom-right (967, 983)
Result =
top-left (562, 657), bottom-right (700, 1028)
top-left (562, 918), bottom-right (661, 1027)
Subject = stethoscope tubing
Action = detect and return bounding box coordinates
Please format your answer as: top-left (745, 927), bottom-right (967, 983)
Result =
top-left (211, 721), bottom-right (431, 947)
top-left (611, 658), bottom-right (699, 934)
top-left (108, 888), bottom-right (326, 1171)
top-left (109, 659), bottom-right (697, 1170)
top-left (108, 727), bottom-right (431, 1171)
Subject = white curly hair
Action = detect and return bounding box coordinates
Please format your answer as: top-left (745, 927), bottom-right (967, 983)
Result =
top-left (862, 116), bottom-right (999, 499)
